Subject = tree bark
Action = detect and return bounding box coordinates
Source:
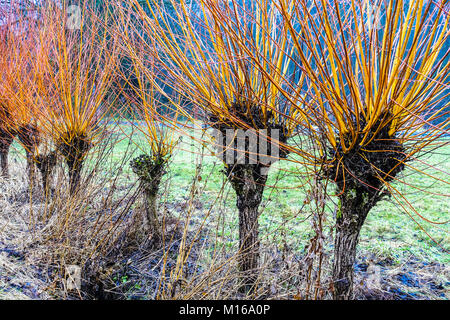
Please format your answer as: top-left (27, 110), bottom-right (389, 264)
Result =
top-left (228, 164), bottom-right (267, 294)
top-left (144, 188), bottom-right (161, 242)
top-left (332, 189), bottom-right (373, 300)
top-left (237, 203), bottom-right (260, 293)
top-left (36, 151), bottom-right (58, 196)
top-left (0, 133), bottom-right (13, 178)
top-left (332, 222), bottom-right (361, 300)
top-left (67, 158), bottom-right (83, 195)
top-left (0, 149), bottom-right (9, 178)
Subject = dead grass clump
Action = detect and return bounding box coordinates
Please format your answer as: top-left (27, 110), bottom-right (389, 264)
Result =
top-left (0, 130), bottom-right (139, 299)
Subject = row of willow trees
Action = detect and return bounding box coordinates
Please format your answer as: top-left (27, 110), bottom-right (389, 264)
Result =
top-left (0, 0), bottom-right (448, 299)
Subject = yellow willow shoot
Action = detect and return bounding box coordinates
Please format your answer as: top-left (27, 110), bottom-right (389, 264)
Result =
top-left (117, 41), bottom-right (178, 161)
top-left (0, 24), bottom-right (17, 178)
top-left (34, 2), bottom-right (119, 157)
top-left (0, 27), bottom-right (18, 134)
top-left (0, 4), bottom-right (44, 166)
top-left (117, 0), bottom-right (317, 292)
top-left (27, 1), bottom-right (121, 194)
top-left (278, 0), bottom-right (449, 155)
top-left (0, 16), bottom-right (35, 129)
top-left (277, 0), bottom-right (449, 299)
top-left (122, 0), bottom-right (309, 141)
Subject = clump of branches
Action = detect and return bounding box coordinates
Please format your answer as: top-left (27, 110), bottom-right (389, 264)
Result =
top-left (278, 0), bottom-right (449, 299)
top-left (115, 30), bottom-right (179, 245)
top-left (118, 0), bottom-right (311, 294)
top-left (0, 13), bottom-right (58, 193)
top-left (0, 7), bottom-right (41, 182)
top-left (34, 1), bottom-right (119, 195)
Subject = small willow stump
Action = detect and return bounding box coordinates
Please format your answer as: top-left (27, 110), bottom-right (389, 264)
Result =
top-left (130, 154), bottom-right (168, 245)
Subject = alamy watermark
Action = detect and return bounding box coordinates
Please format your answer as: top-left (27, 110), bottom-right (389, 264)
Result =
top-left (362, 0), bottom-right (382, 31)
top-left (366, 263), bottom-right (382, 290)
top-left (208, 128), bottom-right (283, 176)
top-left (66, 5), bottom-right (81, 30)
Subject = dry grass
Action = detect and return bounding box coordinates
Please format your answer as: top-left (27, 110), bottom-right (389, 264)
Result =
top-left (0, 162), bottom-right (51, 300)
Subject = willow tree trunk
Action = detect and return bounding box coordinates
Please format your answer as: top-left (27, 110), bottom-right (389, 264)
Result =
top-left (237, 199), bottom-right (261, 292)
top-left (58, 135), bottom-right (90, 196)
top-left (130, 154), bottom-right (167, 246)
top-left (17, 125), bottom-right (40, 184)
top-left (67, 158), bottom-right (83, 195)
top-left (228, 164), bottom-right (267, 294)
top-left (328, 118), bottom-right (406, 299)
top-left (0, 152), bottom-right (7, 177)
top-left (211, 112), bottom-right (288, 294)
top-left (0, 139), bottom-right (12, 178)
top-left (25, 151), bottom-right (36, 184)
top-left (36, 151), bottom-right (58, 196)
top-left (332, 189), bottom-right (373, 300)
top-left (143, 188), bottom-right (161, 243)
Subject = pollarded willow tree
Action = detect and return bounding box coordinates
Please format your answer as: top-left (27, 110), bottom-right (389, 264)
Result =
top-left (120, 0), bottom-right (310, 292)
top-left (34, 1), bottom-right (119, 195)
top-left (278, 0), bottom-right (449, 299)
top-left (116, 30), bottom-right (179, 244)
top-left (0, 8), bottom-right (42, 181)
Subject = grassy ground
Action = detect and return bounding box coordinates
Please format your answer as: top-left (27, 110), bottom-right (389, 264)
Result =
top-left (1, 124), bottom-right (448, 299)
